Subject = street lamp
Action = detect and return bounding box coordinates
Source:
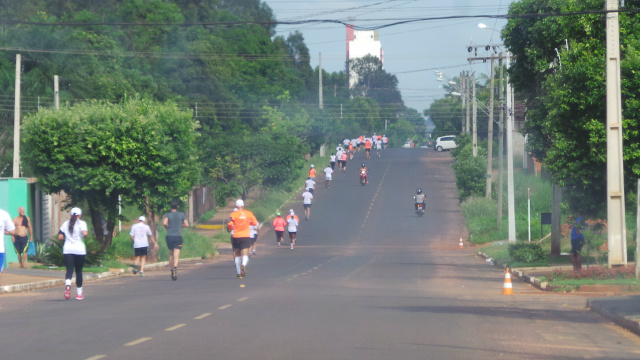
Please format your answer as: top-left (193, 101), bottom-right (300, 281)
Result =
top-left (477, 23), bottom-right (499, 32)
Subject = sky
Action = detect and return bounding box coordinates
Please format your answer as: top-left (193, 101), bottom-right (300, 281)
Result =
top-left (264, 0), bottom-right (514, 115)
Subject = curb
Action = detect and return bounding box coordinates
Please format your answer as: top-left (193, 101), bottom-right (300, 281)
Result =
top-left (476, 252), bottom-right (556, 291)
top-left (587, 298), bottom-right (640, 337)
top-left (1, 257), bottom-right (205, 294)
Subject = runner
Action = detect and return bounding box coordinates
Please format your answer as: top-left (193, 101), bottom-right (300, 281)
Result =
top-left (364, 138), bottom-right (372, 159)
top-left (227, 199), bottom-right (258, 278)
top-left (163, 199), bottom-right (189, 281)
top-left (305, 176), bottom-right (316, 194)
top-left (324, 164), bottom-right (333, 188)
top-left (330, 153), bottom-right (336, 171)
top-left (343, 138), bottom-right (350, 147)
top-left (302, 188), bottom-right (313, 220)
top-left (341, 151), bottom-right (348, 172)
top-left (249, 220), bottom-right (259, 256)
top-left (286, 209), bottom-right (299, 249)
top-left (336, 148), bottom-right (344, 171)
top-left (308, 164), bottom-right (316, 181)
top-left (348, 143), bottom-right (354, 160)
top-left (0, 208), bottom-right (16, 285)
top-left (376, 138), bottom-right (382, 157)
top-left (272, 212), bottom-right (287, 248)
top-left (358, 135), bottom-right (364, 151)
top-left (129, 216), bottom-right (158, 276)
top-left (59, 207), bottom-right (89, 300)
top-left (11, 206), bottom-right (32, 268)
top-left (382, 134), bottom-right (388, 149)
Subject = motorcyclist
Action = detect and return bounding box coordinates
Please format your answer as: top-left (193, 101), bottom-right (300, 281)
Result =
top-left (359, 163), bottom-right (368, 184)
top-left (414, 188), bottom-right (426, 212)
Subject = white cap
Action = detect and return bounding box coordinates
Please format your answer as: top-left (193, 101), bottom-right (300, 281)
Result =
top-left (310, 164), bottom-right (314, 168)
top-left (233, 208), bottom-right (238, 212)
top-left (289, 209), bottom-right (294, 215)
top-left (70, 207), bottom-right (82, 216)
top-left (235, 199), bottom-right (244, 207)
top-left (138, 216), bottom-right (146, 222)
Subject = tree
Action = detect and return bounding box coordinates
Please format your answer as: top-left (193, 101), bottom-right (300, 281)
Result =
top-left (21, 97), bottom-right (200, 252)
top-left (348, 55), bottom-right (404, 109)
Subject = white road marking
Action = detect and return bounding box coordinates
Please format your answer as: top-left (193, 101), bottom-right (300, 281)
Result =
top-left (194, 313), bottom-right (211, 319)
top-left (238, 297), bottom-right (249, 302)
top-left (85, 356), bottom-right (106, 360)
top-left (165, 324), bottom-right (186, 331)
top-left (218, 304), bottom-right (232, 310)
top-left (125, 337), bottom-right (152, 346)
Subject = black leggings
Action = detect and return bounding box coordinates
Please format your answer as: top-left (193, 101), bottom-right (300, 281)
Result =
top-left (64, 254), bottom-right (86, 288)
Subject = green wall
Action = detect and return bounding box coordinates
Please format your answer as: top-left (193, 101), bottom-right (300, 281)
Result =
top-left (1, 178), bottom-right (28, 268)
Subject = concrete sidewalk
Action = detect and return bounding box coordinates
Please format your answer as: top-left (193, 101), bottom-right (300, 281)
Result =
top-left (588, 296), bottom-right (640, 337)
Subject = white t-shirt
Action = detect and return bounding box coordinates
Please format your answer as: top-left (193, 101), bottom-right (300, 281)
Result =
top-left (0, 209), bottom-right (16, 253)
top-left (330, 155), bottom-right (336, 162)
top-left (336, 150), bottom-right (343, 160)
top-left (130, 222), bottom-right (152, 248)
top-left (343, 139), bottom-right (350, 146)
top-left (250, 223), bottom-right (259, 238)
top-left (302, 191), bottom-right (313, 204)
top-left (60, 219), bottom-right (88, 255)
top-left (376, 141), bottom-right (382, 150)
top-left (305, 178), bottom-right (315, 190)
top-left (287, 216), bottom-right (298, 232)
top-left (382, 136), bottom-right (388, 143)
top-left (324, 167), bottom-right (333, 179)
top-left (351, 139), bottom-right (357, 147)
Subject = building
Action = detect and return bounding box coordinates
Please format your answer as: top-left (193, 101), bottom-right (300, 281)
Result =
top-left (346, 25), bottom-right (383, 88)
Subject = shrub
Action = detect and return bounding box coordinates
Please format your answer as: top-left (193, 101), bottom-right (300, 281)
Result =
top-left (508, 242), bottom-right (545, 263)
top-left (43, 238), bottom-right (105, 267)
top-left (451, 144), bottom-right (486, 201)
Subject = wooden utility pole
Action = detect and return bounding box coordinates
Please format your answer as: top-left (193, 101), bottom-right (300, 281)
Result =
top-left (472, 73), bottom-right (477, 157)
top-left (485, 57), bottom-right (495, 197)
top-left (13, 54), bottom-right (21, 178)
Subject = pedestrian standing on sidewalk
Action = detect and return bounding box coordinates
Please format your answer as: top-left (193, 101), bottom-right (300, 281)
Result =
top-left (302, 188), bottom-right (313, 220)
top-left (0, 208), bottom-right (16, 285)
top-left (11, 206), bottom-right (32, 269)
top-left (286, 209), bottom-right (299, 249)
top-left (324, 164), bottom-right (333, 188)
top-left (130, 216), bottom-right (158, 276)
top-left (272, 212), bottom-right (287, 248)
top-left (570, 217), bottom-right (586, 272)
top-left (59, 207), bottom-right (88, 300)
top-left (227, 199), bottom-right (258, 278)
top-left (163, 199), bottom-right (189, 281)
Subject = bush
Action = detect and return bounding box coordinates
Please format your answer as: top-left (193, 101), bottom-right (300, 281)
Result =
top-left (43, 237), bottom-right (105, 267)
top-left (508, 242), bottom-right (545, 263)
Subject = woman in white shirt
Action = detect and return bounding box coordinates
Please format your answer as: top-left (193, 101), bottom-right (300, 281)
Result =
top-left (58, 207), bottom-right (89, 300)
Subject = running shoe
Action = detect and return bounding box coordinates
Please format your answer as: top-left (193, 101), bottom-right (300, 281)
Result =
top-left (64, 285), bottom-right (71, 300)
top-left (139, 272), bottom-right (144, 277)
top-left (240, 265), bottom-right (246, 277)
top-left (171, 267), bottom-right (177, 281)
top-left (75, 294), bottom-right (84, 301)
top-left (278, 242), bottom-right (281, 248)
top-left (251, 250), bottom-right (257, 256)
top-left (132, 266), bottom-right (138, 275)
top-left (237, 274), bottom-right (243, 279)
top-left (291, 243), bottom-right (294, 250)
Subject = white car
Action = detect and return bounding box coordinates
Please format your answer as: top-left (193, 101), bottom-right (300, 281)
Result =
top-left (434, 135), bottom-right (457, 151)
top-left (402, 139), bottom-right (413, 148)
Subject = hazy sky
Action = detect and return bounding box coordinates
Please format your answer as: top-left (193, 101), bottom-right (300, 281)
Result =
top-left (265, 0), bottom-right (514, 115)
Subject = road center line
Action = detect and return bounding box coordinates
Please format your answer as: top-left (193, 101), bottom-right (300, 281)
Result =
top-left (85, 356), bottom-right (106, 360)
top-left (238, 297), bottom-right (249, 302)
top-left (218, 304), bottom-right (232, 310)
top-left (165, 324), bottom-right (186, 331)
top-left (125, 337), bottom-right (152, 346)
top-left (194, 313), bottom-right (211, 319)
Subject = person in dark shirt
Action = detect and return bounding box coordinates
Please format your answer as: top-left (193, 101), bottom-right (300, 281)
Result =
top-left (163, 199), bottom-right (189, 281)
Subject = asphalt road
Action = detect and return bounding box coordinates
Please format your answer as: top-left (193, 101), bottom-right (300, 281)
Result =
top-left (1, 148), bottom-right (640, 360)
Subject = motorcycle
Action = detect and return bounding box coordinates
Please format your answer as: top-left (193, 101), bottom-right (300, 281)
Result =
top-left (360, 170), bottom-right (367, 185)
top-left (416, 202), bottom-right (425, 216)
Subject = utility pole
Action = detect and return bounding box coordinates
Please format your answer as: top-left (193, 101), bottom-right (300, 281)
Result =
top-left (506, 52), bottom-right (516, 243)
top-left (605, 0), bottom-right (627, 266)
top-left (13, 54), bottom-right (21, 178)
top-left (497, 54), bottom-right (504, 230)
top-left (472, 73), bottom-right (477, 156)
top-left (54, 75), bottom-right (59, 110)
top-left (486, 57), bottom-right (495, 197)
top-left (319, 52), bottom-right (323, 110)
top-left (460, 72), bottom-right (466, 133)
top-left (465, 71), bottom-right (471, 134)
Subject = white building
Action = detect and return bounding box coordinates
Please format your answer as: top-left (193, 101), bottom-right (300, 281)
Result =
top-left (346, 25), bottom-right (383, 88)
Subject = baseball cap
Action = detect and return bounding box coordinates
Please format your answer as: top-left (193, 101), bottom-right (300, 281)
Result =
top-left (289, 209), bottom-right (294, 215)
top-left (70, 207), bottom-right (82, 216)
top-left (138, 216), bottom-right (146, 222)
top-left (276, 211), bottom-right (281, 216)
top-left (311, 164), bottom-right (314, 168)
top-left (235, 199), bottom-right (244, 207)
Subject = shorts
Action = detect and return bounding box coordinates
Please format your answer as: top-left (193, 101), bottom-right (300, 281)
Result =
top-left (232, 237), bottom-right (252, 250)
top-left (0, 253), bottom-right (4, 272)
top-left (307, 188), bottom-right (314, 194)
top-left (275, 230), bottom-right (284, 240)
top-left (14, 235), bottom-right (28, 254)
top-left (571, 236), bottom-right (585, 253)
top-left (134, 247), bottom-right (148, 257)
top-left (304, 204), bottom-right (311, 209)
top-left (251, 236), bottom-right (257, 245)
top-left (325, 176), bottom-right (331, 181)
top-left (165, 235), bottom-right (184, 250)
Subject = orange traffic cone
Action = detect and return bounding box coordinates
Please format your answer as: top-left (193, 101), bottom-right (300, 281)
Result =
top-left (459, 238), bottom-right (464, 248)
top-left (502, 268), bottom-right (514, 295)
